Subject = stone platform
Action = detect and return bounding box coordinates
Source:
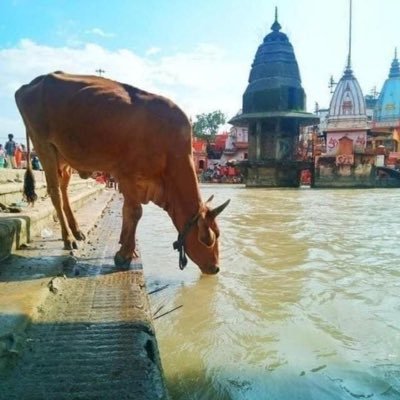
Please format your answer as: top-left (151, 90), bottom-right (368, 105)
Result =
top-left (0, 169), bottom-right (169, 399)
top-left (0, 169), bottom-right (105, 262)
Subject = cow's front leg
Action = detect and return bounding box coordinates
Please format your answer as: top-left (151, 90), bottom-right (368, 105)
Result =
top-left (114, 199), bottom-right (142, 268)
top-left (47, 185), bottom-right (77, 250)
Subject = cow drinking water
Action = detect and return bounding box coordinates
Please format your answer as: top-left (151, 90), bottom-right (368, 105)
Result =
top-left (15, 71), bottom-right (229, 274)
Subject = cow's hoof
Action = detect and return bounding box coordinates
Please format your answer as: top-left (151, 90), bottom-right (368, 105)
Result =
top-left (114, 252), bottom-right (132, 269)
top-left (132, 249), bottom-right (140, 259)
top-left (74, 230), bottom-right (86, 241)
top-left (64, 240), bottom-right (78, 250)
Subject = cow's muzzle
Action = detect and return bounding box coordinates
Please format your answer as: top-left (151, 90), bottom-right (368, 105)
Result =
top-left (203, 265), bottom-right (220, 275)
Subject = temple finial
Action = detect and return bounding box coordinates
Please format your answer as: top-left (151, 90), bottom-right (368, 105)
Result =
top-left (346, 0), bottom-right (352, 70)
top-left (389, 47), bottom-right (400, 78)
top-left (271, 6), bottom-right (281, 32)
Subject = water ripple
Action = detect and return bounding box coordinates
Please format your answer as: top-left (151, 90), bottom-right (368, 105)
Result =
top-left (138, 187), bottom-right (400, 399)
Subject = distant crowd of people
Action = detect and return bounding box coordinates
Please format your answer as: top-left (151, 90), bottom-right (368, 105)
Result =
top-left (0, 134), bottom-right (119, 191)
top-left (93, 171), bottom-right (118, 190)
top-left (0, 133), bottom-right (42, 170)
top-left (199, 163), bottom-right (243, 183)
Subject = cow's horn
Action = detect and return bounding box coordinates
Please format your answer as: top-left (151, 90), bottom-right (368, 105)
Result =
top-left (209, 199), bottom-right (230, 218)
top-left (205, 195), bottom-right (214, 204)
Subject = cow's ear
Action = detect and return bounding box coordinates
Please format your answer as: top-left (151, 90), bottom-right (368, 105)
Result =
top-left (197, 216), bottom-right (216, 247)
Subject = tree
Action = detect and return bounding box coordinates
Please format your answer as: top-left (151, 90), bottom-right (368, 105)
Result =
top-left (192, 110), bottom-right (226, 139)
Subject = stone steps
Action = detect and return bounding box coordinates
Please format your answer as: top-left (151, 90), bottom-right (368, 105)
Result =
top-left (0, 170), bottom-right (93, 206)
top-left (0, 169), bottom-right (107, 262)
top-left (0, 194), bottom-right (168, 399)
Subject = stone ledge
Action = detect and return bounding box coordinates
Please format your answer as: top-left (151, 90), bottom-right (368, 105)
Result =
top-left (0, 176), bottom-right (97, 206)
top-left (0, 184), bottom-right (105, 262)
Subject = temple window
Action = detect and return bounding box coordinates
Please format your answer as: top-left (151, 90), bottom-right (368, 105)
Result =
top-left (342, 100), bottom-right (353, 114)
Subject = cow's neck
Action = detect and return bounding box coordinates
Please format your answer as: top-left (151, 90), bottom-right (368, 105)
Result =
top-left (168, 194), bottom-right (202, 234)
top-left (166, 158), bottom-right (202, 233)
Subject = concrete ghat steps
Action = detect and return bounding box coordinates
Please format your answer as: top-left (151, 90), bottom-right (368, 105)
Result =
top-left (0, 192), bottom-right (169, 399)
top-left (0, 171), bottom-right (105, 262)
top-left (0, 170), bottom-right (93, 206)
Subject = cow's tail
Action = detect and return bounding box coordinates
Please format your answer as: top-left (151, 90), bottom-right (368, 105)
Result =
top-left (23, 130), bottom-right (38, 205)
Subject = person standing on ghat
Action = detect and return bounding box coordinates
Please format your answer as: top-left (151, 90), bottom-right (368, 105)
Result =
top-left (0, 144), bottom-right (5, 168)
top-left (4, 133), bottom-right (17, 168)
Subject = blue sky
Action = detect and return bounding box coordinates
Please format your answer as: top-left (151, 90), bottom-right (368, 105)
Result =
top-left (1, 0), bottom-right (400, 145)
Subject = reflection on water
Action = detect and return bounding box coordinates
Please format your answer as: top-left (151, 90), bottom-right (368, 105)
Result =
top-left (137, 185), bottom-right (400, 399)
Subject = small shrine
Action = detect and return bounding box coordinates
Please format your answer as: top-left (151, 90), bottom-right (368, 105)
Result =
top-left (230, 8), bottom-right (318, 187)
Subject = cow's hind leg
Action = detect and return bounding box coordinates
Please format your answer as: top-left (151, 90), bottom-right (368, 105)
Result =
top-left (114, 195), bottom-right (142, 268)
top-left (60, 165), bottom-right (86, 241)
top-left (35, 144), bottom-right (78, 250)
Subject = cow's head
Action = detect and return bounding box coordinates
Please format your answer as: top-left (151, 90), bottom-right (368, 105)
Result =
top-left (174, 196), bottom-right (230, 274)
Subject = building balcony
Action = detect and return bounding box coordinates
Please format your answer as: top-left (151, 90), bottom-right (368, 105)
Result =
top-left (223, 148), bottom-right (236, 155)
top-left (235, 142), bottom-right (249, 149)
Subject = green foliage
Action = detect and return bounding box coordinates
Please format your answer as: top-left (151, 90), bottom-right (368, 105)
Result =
top-left (192, 110), bottom-right (226, 139)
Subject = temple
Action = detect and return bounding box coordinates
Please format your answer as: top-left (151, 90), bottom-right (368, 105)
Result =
top-left (226, 2), bottom-right (400, 188)
top-left (371, 49), bottom-right (400, 159)
top-left (230, 8), bottom-right (318, 187)
top-left (314, 2), bottom-right (370, 187)
top-left (313, 0), bottom-right (400, 187)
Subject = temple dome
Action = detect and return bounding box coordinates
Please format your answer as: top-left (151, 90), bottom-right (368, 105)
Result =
top-left (242, 8), bottom-right (306, 113)
top-left (327, 64), bottom-right (368, 130)
top-left (373, 50), bottom-right (400, 125)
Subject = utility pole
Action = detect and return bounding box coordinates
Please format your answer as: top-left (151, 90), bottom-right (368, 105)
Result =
top-left (328, 75), bottom-right (337, 94)
top-left (95, 68), bottom-right (105, 77)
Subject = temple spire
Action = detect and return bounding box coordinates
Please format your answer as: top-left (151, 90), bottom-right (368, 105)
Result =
top-left (271, 6), bottom-right (281, 32)
top-left (389, 47), bottom-right (400, 78)
top-left (343, 0), bottom-right (354, 77)
top-left (346, 0), bottom-right (352, 71)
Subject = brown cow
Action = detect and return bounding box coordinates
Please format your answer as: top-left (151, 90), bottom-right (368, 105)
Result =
top-left (15, 72), bottom-right (229, 274)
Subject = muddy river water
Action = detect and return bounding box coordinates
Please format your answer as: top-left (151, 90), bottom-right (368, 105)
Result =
top-left (137, 185), bottom-right (400, 399)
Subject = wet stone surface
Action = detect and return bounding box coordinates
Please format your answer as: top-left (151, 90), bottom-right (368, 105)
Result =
top-left (0, 194), bottom-right (168, 400)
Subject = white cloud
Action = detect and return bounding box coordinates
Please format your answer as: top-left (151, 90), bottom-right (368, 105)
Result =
top-left (85, 28), bottom-right (115, 38)
top-left (146, 47), bottom-right (161, 56)
top-left (0, 39), bottom-right (247, 143)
